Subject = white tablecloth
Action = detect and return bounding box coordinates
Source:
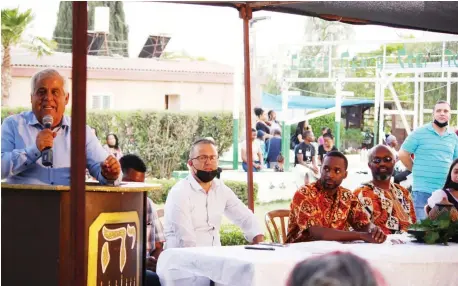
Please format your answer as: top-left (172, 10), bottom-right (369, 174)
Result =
top-left (157, 235), bottom-right (458, 286)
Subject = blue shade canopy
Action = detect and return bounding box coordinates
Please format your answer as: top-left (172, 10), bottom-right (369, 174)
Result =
top-left (262, 92), bottom-right (374, 111)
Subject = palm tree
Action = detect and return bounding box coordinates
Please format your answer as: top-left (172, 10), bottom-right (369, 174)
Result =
top-left (1, 8), bottom-right (56, 106)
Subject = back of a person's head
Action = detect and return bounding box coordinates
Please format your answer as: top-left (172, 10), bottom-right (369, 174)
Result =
top-left (119, 154), bottom-right (147, 174)
top-left (286, 252), bottom-right (384, 286)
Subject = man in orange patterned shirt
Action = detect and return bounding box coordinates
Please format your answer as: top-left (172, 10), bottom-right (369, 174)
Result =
top-left (354, 145), bottom-right (416, 234)
top-left (286, 151), bottom-right (386, 244)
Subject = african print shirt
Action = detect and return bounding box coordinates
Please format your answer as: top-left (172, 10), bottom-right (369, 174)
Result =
top-left (354, 182), bottom-right (416, 235)
top-left (286, 182), bottom-right (371, 243)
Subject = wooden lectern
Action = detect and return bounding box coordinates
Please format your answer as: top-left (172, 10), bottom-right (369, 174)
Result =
top-left (1, 183), bottom-right (161, 286)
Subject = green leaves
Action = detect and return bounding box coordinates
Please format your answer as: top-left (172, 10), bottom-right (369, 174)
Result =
top-left (409, 212), bottom-right (458, 245)
top-left (1, 8), bottom-right (34, 48)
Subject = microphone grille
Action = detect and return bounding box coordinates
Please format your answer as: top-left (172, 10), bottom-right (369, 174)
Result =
top-left (43, 115), bottom-right (53, 126)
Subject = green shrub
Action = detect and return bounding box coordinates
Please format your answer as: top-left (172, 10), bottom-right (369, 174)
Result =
top-left (146, 178), bottom-right (258, 205)
top-left (220, 224), bottom-right (248, 246)
top-left (224, 180), bottom-right (258, 205)
top-left (1, 108), bottom-right (232, 178)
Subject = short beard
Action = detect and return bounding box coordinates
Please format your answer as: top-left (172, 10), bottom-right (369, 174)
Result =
top-left (374, 174), bottom-right (390, 181)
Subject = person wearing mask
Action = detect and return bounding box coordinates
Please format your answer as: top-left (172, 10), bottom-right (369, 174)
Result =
top-left (164, 138), bottom-right (264, 248)
top-left (286, 151), bottom-right (386, 244)
top-left (1, 68), bottom-right (121, 185)
top-left (104, 133), bottom-right (123, 161)
top-left (317, 127), bottom-right (330, 146)
top-left (294, 130), bottom-right (319, 186)
top-left (119, 154), bottom-right (164, 286)
top-left (354, 145), bottom-right (416, 235)
top-left (317, 132), bottom-right (337, 165)
top-left (241, 128), bottom-right (263, 172)
top-left (267, 110), bottom-right (281, 135)
top-left (399, 100), bottom-right (458, 220)
top-left (426, 158), bottom-right (458, 214)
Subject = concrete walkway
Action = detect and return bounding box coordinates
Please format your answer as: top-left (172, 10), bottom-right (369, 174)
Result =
top-left (220, 154), bottom-right (372, 203)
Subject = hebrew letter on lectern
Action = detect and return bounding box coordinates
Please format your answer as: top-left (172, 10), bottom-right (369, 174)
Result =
top-left (102, 226), bottom-right (127, 273)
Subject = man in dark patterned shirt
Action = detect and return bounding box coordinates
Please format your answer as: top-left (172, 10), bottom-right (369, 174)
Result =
top-left (120, 154), bottom-right (164, 286)
top-left (286, 151), bottom-right (387, 244)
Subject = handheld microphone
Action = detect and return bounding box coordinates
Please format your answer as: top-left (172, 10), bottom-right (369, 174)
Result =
top-left (42, 115), bottom-right (54, 167)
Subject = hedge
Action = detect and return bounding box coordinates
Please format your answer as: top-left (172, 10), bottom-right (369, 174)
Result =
top-left (220, 224), bottom-right (248, 246)
top-left (1, 108), bottom-right (233, 178)
top-left (147, 178), bottom-right (258, 205)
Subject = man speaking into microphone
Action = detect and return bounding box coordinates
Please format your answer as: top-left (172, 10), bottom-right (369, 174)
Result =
top-left (1, 68), bottom-right (121, 186)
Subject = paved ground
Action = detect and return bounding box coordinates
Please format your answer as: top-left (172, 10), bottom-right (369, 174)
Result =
top-left (220, 153), bottom-right (372, 203)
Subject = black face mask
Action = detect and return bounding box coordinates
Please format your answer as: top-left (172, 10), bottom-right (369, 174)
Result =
top-left (194, 167), bottom-right (222, 183)
top-left (434, 119), bottom-right (448, 128)
top-left (446, 181), bottom-right (458, 190)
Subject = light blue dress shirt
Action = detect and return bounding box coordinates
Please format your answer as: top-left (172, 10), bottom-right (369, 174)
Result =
top-left (1, 111), bottom-right (120, 186)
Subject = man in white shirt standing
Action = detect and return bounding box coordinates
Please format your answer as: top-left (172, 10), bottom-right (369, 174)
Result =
top-left (164, 138), bottom-right (264, 249)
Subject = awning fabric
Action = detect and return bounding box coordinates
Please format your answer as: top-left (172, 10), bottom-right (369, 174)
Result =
top-left (176, 1), bottom-right (458, 35)
top-left (262, 92), bottom-right (374, 111)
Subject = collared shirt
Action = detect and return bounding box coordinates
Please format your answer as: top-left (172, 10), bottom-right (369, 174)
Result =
top-left (163, 174), bottom-right (262, 248)
top-left (354, 182), bottom-right (416, 235)
top-left (286, 182), bottom-right (371, 243)
top-left (401, 122), bottom-right (458, 194)
top-left (1, 111), bottom-right (121, 185)
top-left (146, 197), bottom-right (165, 256)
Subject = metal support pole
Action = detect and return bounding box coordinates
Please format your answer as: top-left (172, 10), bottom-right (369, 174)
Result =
top-left (71, 2), bottom-right (87, 286)
top-left (373, 71), bottom-right (380, 145)
top-left (447, 71), bottom-right (451, 104)
top-left (379, 72), bottom-right (385, 144)
top-left (414, 72), bottom-right (419, 129)
top-left (240, 5), bottom-right (254, 212)
top-left (335, 77), bottom-right (342, 150)
top-left (420, 73), bottom-right (425, 125)
top-left (442, 41), bottom-right (446, 77)
top-left (232, 60), bottom-right (242, 170)
top-left (281, 81), bottom-right (290, 171)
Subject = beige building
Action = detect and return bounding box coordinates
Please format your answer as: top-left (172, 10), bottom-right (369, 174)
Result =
top-left (9, 49), bottom-right (234, 112)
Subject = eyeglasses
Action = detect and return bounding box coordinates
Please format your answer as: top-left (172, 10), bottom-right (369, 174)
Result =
top-left (191, 155), bottom-right (219, 163)
top-left (371, 157), bottom-right (393, 164)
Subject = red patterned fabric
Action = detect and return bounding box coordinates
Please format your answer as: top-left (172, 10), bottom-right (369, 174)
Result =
top-left (286, 182), bottom-right (371, 243)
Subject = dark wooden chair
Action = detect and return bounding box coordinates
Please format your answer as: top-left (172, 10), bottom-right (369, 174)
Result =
top-left (265, 209), bottom-right (290, 243)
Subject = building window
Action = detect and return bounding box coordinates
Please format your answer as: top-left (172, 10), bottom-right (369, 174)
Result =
top-left (91, 94), bottom-right (113, 110)
top-left (165, 94), bottom-right (180, 111)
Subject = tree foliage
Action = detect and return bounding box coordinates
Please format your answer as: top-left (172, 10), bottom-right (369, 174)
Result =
top-left (53, 1), bottom-right (129, 56)
top-left (1, 8), bottom-right (56, 106)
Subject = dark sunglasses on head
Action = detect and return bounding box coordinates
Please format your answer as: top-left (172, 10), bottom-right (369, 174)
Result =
top-left (371, 157), bottom-right (393, 164)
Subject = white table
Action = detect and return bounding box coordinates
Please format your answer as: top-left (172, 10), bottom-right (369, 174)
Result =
top-left (157, 236), bottom-right (458, 286)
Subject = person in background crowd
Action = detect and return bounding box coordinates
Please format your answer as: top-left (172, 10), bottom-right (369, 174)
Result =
top-left (254, 107), bottom-right (272, 138)
top-left (294, 130), bottom-right (319, 186)
top-left (286, 151), bottom-right (386, 244)
top-left (241, 128), bottom-right (263, 172)
top-left (266, 129), bottom-right (282, 169)
top-left (318, 132), bottom-right (337, 165)
top-left (1, 68), bottom-right (121, 186)
top-left (267, 110), bottom-right (281, 135)
top-left (104, 133), bottom-right (123, 161)
top-left (426, 158), bottom-right (458, 213)
top-left (294, 121), bottom-right (310, 146)
top-left (385, 134), bottom-right (398, 159)
top-left (256, 130), bottom-right (267, 163)
top-left (399, 100), bottom-right (458, 220)
top-left (354, 145), bottom-right (416, 235)
top-left (286, 251), bottom-right (387, 286)
top-left (275, 153), bottom-right (285, 172)
top-left (317, 127), bottom-right (330, 146)
top-left (164, 138), bottom-right (264, 248)
top-left (119, 154), bottom-right (164, 286)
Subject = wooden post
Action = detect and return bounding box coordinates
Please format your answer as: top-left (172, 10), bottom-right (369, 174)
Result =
top-left (71, 2), bottom-right (88, 285)
top-left (240, 4), bottom-right (254, 211)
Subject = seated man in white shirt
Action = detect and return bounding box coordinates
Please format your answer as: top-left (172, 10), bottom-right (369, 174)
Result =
top-left (164, 138), bottom-right (264, 248)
